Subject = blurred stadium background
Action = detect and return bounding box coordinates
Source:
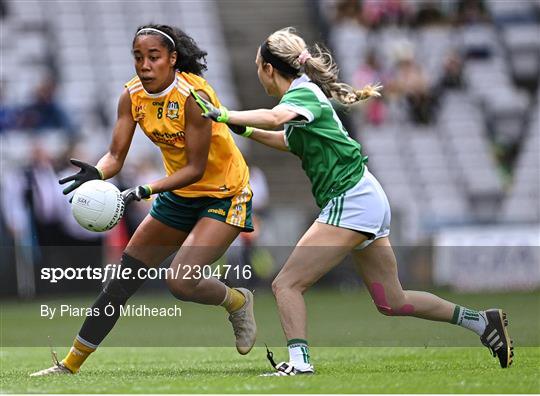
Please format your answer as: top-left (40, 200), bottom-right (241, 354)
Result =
top-left (0, 0), bottom-right (539, 300)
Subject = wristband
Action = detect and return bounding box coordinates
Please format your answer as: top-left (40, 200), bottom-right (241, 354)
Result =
top-left (143, 184), bottom-right (153, 200)
top-left (241, 126), bottom-right (254, 138)
top-left (217, 107), bottom-right (229, 123)
top-left (96, 167), bottom-right (104, 180)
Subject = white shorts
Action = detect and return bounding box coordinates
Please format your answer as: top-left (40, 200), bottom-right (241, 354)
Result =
top-left (316, 168), bottom-right (391, 250)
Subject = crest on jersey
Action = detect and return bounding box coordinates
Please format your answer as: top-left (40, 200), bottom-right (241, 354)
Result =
top-left (134, 105), bottom-right (146, 121)
top-left (166, 101), bottom-right (179, 119)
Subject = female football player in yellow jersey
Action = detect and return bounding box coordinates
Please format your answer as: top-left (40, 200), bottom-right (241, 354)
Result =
top-left (193, 27), bottom-right (513, 375)
top-left (31, 24), bottom-right (256, 376)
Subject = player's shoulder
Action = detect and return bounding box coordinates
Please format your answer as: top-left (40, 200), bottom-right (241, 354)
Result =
top-left (178, 72), bottom-right (207, 91)
top-left (178, 72), bottom-right (218, 102)
top-left (124, 75), bottom-right (141, 90)
top-left (283, 82), bottom-right (325, 103)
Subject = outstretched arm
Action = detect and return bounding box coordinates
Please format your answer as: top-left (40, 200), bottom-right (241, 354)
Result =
top-left (190, 88), bottom-right (301, 129)
top-left (246, 128), bottom-right (288, 151)
top-left (226, 108), bottom-right (298, 129)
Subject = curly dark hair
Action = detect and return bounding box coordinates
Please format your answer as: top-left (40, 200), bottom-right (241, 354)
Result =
top-left (133, 24), bottom-right (207, 76)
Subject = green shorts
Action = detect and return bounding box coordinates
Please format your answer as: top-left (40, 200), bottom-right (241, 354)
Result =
top-left (150, 187), bottom-right (254, 233)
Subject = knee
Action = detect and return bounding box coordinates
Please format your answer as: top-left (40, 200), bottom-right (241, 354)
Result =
top-left (370, 283), bottom-right (414, 316)
top-left (374, 299), bottom-right (414, 316)
top-left (271, 275), bottom-right (308, 298)
top-left (166, 278), bottom-right (199, 302)
top-left (103, 253), bottom-right (148, 302)
top-left (271, 278), bottom-right (282, 297)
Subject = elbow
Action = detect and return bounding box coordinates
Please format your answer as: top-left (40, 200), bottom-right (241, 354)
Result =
top-left (107, 151), bottom-right (125, 169)
top-left (268, 114), bottom-right (282, 129)
top-left (190, 166), bottom-right (205, 183)
top-left (262, 111), bottom-right (283, 129)
top-left (191, 172), bottom-right (204, 184)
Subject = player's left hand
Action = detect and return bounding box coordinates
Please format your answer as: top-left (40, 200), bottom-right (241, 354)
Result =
top-left (227, 124), bottom-right (254, 137)
top-left (190, 89), bottom-right (229, 123)
top-left (121, 185), bottom-right (152, 205)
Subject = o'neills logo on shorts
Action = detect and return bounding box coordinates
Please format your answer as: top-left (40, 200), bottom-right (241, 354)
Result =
top-left (208, 208), bottom-right (226, 216)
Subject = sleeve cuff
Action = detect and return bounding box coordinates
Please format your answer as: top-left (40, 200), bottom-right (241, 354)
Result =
top-left (274, 103), bottom-right (314, 123)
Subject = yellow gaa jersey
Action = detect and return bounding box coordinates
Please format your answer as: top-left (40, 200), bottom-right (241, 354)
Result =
top-left (124, 72), bottom-right (249, 198)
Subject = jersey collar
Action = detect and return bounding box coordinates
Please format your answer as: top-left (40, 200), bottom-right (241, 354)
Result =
top-left (288, 74), bottom-right (311, 91)
top-left (142, 76), bottom-right (176, 98)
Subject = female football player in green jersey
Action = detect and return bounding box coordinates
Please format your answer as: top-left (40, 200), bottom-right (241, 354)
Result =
top-left (192, 27), bottom-right (513, 375)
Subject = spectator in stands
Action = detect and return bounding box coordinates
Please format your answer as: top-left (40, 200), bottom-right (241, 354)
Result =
top-left (0, 80), bottom-right (21, 133)
top-left (438, 50), bottom-right (465, 90)
top-left (361, 0), bottom-right (412, 28)
top-left (0, 0), bottom-right (7, 19)
top-left (388, 50), bottom-right (435, 124)
top-left (413, 1), bottom-right (449, 27)
top-left (19, 76), bottom-right (78, 136)
top-left (1, 143), bottom-right (102, 293)
top-left (334, 0), bottom-right (362, 25)
top-left (455, 0), bottom-right (490, 25)
top-left (354, 50), bottom-right (387, 125)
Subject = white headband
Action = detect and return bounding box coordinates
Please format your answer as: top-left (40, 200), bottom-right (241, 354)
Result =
top-left (136, 28), bottom-right (175, 47)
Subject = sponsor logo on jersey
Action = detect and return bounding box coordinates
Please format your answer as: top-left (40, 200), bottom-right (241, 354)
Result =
top-left (208, 208), bottom-right (226, 216)
top-left (166, 101), bottom-right (179, 119)
top-left (151, 130), bottom-right (185, 144)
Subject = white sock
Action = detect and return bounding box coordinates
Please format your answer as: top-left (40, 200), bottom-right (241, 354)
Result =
top-left (454, 306), bottom-right (487, 336)
top-left (287, 339), bottom-right (311, 370)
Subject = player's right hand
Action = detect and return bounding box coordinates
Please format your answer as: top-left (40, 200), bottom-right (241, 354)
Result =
top-left (58, 159), bottom-right (103, 195)
top-left (190, 88), bottom-right (229, 123)
top-left (121, 185), bottom-right (152, 206)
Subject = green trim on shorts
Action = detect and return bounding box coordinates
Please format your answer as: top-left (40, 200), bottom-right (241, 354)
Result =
top-left (326, 193), bottom-right (345, 226)
top-left (150, 191), bottom-right (254, 233)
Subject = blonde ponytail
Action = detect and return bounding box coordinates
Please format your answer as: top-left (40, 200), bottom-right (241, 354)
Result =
top-left (266, 27), bottom-right (382, 105)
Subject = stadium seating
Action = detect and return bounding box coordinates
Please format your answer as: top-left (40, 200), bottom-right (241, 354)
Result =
top-left (2, 0), bottom-right (539, 245)
top-left (328, 2), bottom-right (539, 241)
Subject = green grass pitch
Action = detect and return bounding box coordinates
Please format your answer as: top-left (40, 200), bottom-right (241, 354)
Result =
top-left (1, 289), bottom-right (539, 393)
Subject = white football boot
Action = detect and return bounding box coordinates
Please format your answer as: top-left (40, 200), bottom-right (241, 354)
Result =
top-left (228, 288), bottom-right (257, 355)
top-left (30, 349), bottom-right (73, 377)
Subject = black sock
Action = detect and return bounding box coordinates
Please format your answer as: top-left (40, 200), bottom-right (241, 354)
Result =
top-left (78, 253), bottom-right (147, 346)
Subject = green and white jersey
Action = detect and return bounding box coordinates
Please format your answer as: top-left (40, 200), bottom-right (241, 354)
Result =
top-left (275, 75), bottom-right (367, 208)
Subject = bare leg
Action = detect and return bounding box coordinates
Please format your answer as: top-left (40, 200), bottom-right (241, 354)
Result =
top-left (166, 217), bottom-right (241, 305)
top-left (353, 237), bottom-right (455, 321)
top-left (272, 222), bottom-right (368, 340)
top-left (125, 214), bottom-right (188, 267)
top-left (352, 237), bottom-right (517, 369)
